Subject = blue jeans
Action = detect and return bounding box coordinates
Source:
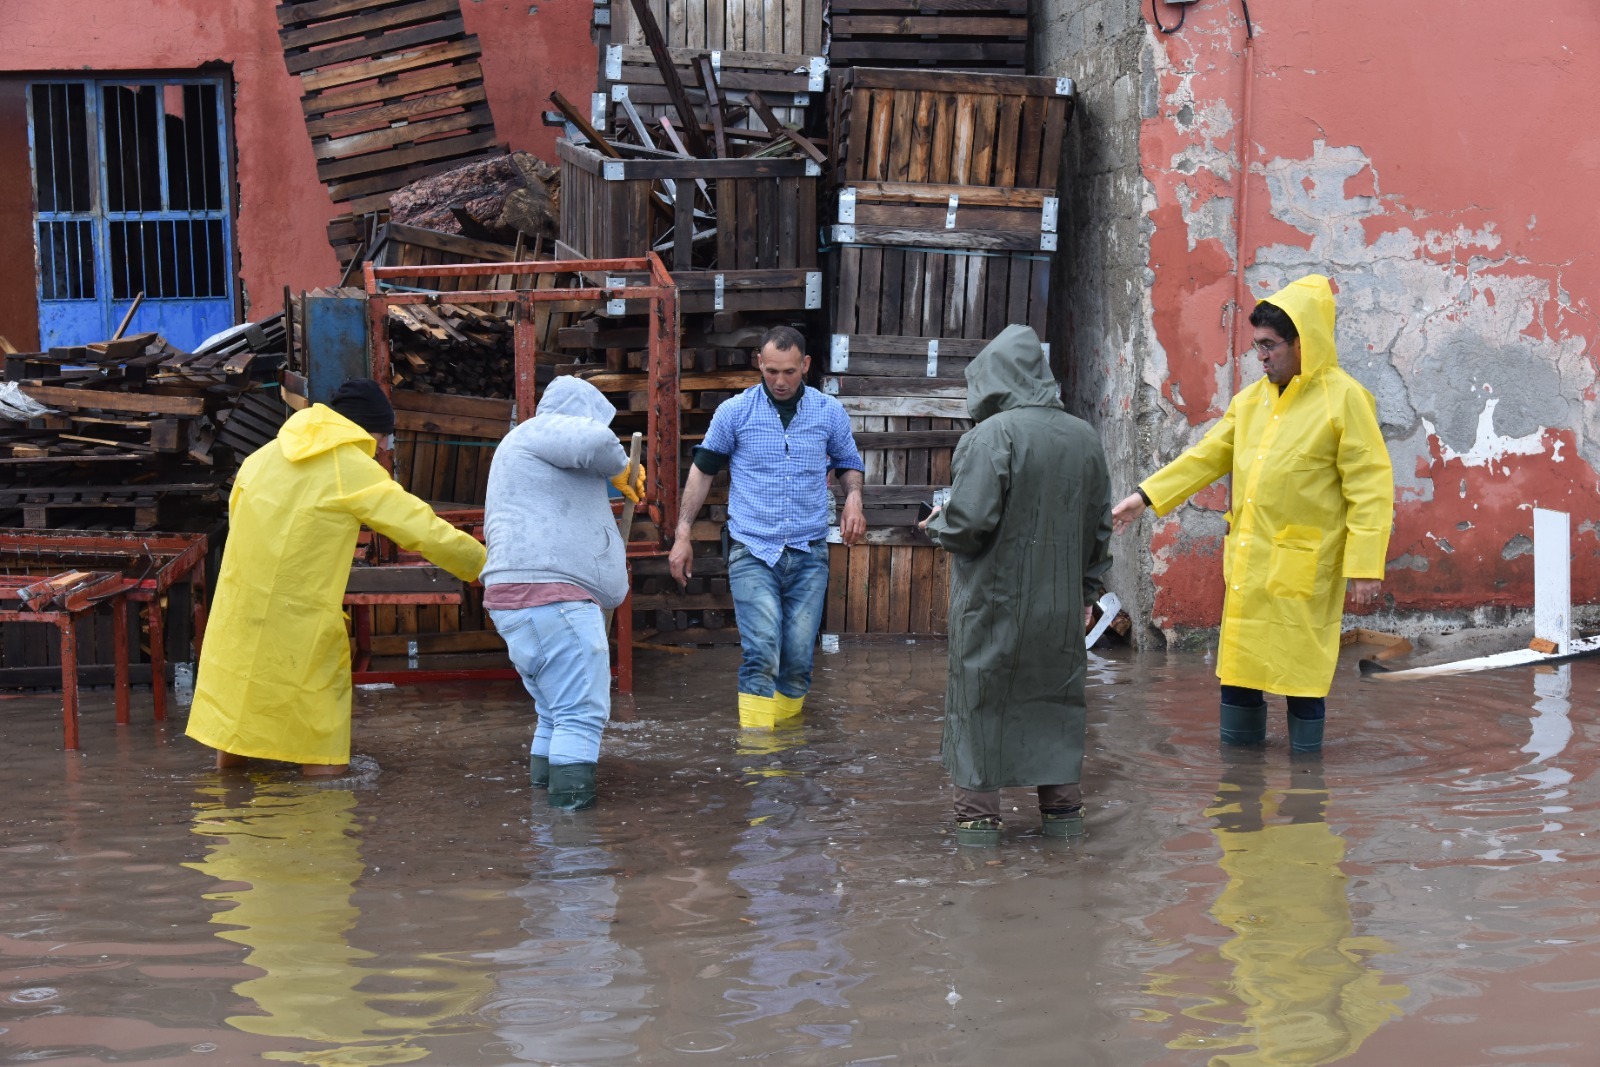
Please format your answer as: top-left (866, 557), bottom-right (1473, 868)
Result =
top-left (490, 601), bottom-right (611, 765)
top-left (1222, 684), bottom-right (1326, 721)
top-left (728, 541), bottom-right (831, 698)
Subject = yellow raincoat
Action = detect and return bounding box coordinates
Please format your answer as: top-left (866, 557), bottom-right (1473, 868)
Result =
top-left (186, 405), bottom-right (485, 765)
top-left (1141, 275), bottom-right (1393, 697)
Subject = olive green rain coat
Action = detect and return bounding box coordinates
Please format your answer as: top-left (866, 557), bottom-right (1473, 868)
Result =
top-left (1140, 274), bottom-right (1394, 698)
top-left (926, 325), bottom-right (1113, 791)
top-left (186, 405), bottom-right (485, 765)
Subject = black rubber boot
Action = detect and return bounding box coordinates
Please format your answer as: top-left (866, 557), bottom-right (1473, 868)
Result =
top-left (529, 754), bottom-right (550, 789)
top-left (1041, 809), bottom-right (1085, 838)
top-left (1219, 700), bottom-right (1268, 746)
top-left (954, 817), bottom-right (1002, 846)
top-left (547, 762), bottom-right (597, 811)
top-left (1287, 712), bottom-right (1324, 754)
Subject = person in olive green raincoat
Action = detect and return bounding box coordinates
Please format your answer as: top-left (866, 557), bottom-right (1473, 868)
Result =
top-left (923, 324), bottom-right (1113, 844)
top-left (1112, 274), bottom-right (1394, 753)
top-left (186, 380), bottom-right (486, 776)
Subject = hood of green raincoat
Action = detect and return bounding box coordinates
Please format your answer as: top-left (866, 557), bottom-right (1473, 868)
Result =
top-left (278, 404), bottom-right (377, 462)
top-left (537, 375), bottom-right (617, 426)
top-left (1260, 274), bottom-right (1338, 378)
top-left (964, 324), bottom-right (1064, 424)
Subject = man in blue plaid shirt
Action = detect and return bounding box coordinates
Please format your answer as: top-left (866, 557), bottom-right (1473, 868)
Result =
top-left (669, 326), bottom-right (866, 729)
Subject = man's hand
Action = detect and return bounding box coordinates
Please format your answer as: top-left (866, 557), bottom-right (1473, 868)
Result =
top-left (841, 496), bottom-right (866, 545)
top-left (611, 463), bottom-right (647, 504)
top-left (1348, 578), bottom-right (1381, 609)
top-left (1111, 492), bottom-right (1147, 535)
top-left (918, 504), bottom-right (941, 531)
top-left (668, 533), bottom-right (694, 586)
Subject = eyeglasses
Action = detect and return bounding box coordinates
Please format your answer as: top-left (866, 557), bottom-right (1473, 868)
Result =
top-left (1252, 338), bottom-right (1288, 354)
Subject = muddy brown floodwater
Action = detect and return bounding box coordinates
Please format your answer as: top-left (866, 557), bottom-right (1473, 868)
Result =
top-left (1, 641), bottom-right (1597, 1066)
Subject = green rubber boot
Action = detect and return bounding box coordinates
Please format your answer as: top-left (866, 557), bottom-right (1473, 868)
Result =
top-left (529, 754), bottom-right (550, 789)
top-left (1220, 701), bottom-right (1268, 746)
top-left (547, 762), bottom-right (597, 811)
top-left (954, 818), bottom-right (1002, 846)
top-left (1287, 712), bottom-right (1325, 754)
top-left (1042, 810), bottom-right (1085, 838)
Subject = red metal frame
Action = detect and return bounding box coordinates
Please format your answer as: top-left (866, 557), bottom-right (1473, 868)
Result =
top-left (0, 530), bottom-right (209, 748)
top-left (359, 255), bottom-right (681, 693)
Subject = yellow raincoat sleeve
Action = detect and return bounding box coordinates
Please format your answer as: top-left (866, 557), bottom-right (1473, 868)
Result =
top-left (1335, 386), bottom-right (1394, 579)
top-left (1139, 401), bottom-right (1237, 518)
top-left (332, 449), bottom-right (486, 582)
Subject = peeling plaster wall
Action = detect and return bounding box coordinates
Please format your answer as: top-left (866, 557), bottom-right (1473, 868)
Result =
top-left (1054, 0), bottom-right (1600, 646)
top-left (7, 2), bottom-right (594, 320)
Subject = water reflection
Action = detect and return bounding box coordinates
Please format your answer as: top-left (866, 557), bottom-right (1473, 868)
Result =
top-left (475, 815), bottom-right (651, 1062)
top-left (1148, 756), bottom-right (1409, 1065)
top-left (186, 782), bottom-right (487, 1065)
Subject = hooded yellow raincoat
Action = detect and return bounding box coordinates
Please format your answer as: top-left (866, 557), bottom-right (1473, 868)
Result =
top-left (186, 405), bottom-right (485, 765)
top-left (1140, 275), bottom-right (1393, 697)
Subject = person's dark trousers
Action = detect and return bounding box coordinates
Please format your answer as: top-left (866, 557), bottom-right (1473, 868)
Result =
top-left (954, 783), bottom-right (1083, 821)
top-left (1221, 685), bottom-right (1326, 720)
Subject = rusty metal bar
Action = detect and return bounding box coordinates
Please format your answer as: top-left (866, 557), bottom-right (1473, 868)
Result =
top-left (113, 598), bottom-right (130, 726)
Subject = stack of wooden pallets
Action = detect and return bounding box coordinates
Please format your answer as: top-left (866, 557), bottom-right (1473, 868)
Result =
top-left (820, 67), bottom-right (1075, 633)
top-left (827, 0), bottom-right (1029, 73)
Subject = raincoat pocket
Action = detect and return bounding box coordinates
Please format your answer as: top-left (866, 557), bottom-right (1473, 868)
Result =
top-left (1266, 525), bottom-right (1322, 600)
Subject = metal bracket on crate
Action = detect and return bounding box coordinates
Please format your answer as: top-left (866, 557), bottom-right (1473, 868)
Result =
top-left (1055, 77), bottom-right (1076, 97)
top-left (710, 51), bottom-right (722, 80)
top-left (832, 225), bottom-right (857, 243)
top-left (1040, 196), bottom-right (1060, 251)
top-left (606, 276), bottom-right (628, 316)
top-left (830, 335), bottom-right (849, 372)
top-left (1041, 342), bottom-right (1051, 358)
top-left (794, 93), bottom-right (811, 107)
top-left (713, 273), bottom-right (726, 311)
top-left (611, 84), bottom-right (630, 102)
top-left (823, 376), bottom-right (841, 396)
top-left (926, 338), bottom-right (939, 377)
top-left (805, 272), bottom-right (822, 309)
top-left (1040, 233), bottom-right (1059, 251)
top-left (591, 92), bottom-right (608, 129)
top-left (838, 187), bottom-right (856, 223)
top-left (805, 159), bottom-right (821, 177)
top-left (808, 56), bottom-right (828, 93)
top-left (594, 5), bottom-right (611, 25)
top-left (602, 160), bottom-right (626, 181)
top-left (945, 194), bottom-right (960, 230)
top-left (605, 45), bottom-right (623, 82)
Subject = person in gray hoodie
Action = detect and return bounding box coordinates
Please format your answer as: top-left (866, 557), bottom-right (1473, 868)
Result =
top-left (482, 375), bottom-right (644, 810)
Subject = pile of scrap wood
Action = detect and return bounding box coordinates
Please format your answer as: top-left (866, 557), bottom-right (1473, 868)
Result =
top-left (0, 323), bottom-right (288, 531)
top-left (386, 300), bottom-right (515, 396)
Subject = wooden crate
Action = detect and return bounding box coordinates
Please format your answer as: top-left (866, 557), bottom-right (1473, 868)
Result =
top-left (826, 541), bottom-right (950, 634)
top-left (831, 246), bottom-right (1050, 340)
top-left (828, 0), bottom-right (1028, 72)
top-left (830, 67), bottom-right (1075, 187)
top-left (601, 46), bottom-right (822, 133)
top-left (833, 181), bottom-right (1058, 252)
top-left (556, 138), bottom-right (821, 314)
top-left (275, 0), bottom-right (503, 255)
top-left (602, 0), bottom-right (824, 56)
top-left (391, 390), bottom-right (511, 507)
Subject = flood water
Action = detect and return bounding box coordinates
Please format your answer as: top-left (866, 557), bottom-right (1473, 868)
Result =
top-left (1, 642), bottom-right (1597, 1066)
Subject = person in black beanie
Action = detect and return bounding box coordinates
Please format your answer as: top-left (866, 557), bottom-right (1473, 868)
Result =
top-left (186, 377), bottom-right (484, 777)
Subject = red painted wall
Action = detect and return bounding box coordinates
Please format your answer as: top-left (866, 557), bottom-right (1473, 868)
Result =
top-left (1139, 0), bottom-right (1600, 629)
top-left (3, 1), bottom-right (593, 326)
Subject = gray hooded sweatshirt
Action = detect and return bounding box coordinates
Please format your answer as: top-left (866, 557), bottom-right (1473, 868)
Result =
top-left (482, 376), bottom-right (631, 608)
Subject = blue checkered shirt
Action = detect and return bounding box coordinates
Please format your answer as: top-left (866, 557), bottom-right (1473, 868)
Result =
top-left (702, 385), bottom-right (864, 566)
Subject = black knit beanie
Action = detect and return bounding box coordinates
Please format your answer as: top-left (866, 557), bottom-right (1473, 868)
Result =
top-left (329, 378), bottom-right (395, 434)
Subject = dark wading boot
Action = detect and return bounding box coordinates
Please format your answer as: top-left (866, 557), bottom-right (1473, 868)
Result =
top-left (1220, 700), bottom-right (1268, 746)
top-left (954, 817), bottom-right (1002, 846)
top-left (1287, 712), bottom-right (1325, 754)
top-left (529, 755), bottom-right (550, 789)
top-left (547, 762), bottom-right (597, 811)
top-left (1041, 809), bottom-right (1085, 838)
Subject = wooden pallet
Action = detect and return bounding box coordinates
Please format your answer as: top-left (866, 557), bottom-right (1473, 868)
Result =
top-left (602, 0), bottom-right (824, 56)
top-left (831, 246), bottom-right (1050, 340)
top-left (275, 0), bottom-right (504, 255)
top-left (833, 181), bottom-right (1057, 252)
top-left (826, 541), bottom-right (950, 633)
top-left (600, 46), bottom-right (822, 134)
top-left (828, 0), bottom-right (1029, 72)
top-left (830, 67), bottom-right (1075, 187)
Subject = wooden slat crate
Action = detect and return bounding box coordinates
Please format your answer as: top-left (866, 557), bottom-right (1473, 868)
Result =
top-left (600, 46), bottom-right (823, 133)
top-left (557, 138), bottom-right (821, 314)
top-left (831, 246), bottom-right (1050, 340)
top-left (830, 67), bottom-right (1075, 187)
top-left (826, 541), bottom-right (950, 634)
top-left (828, 0), bottom-right (1028, 72)
top-left (833, 181), bottom-right (1058, 252)
top-left (275, 0), bottom-right (504, 256)
top-left (603, 0), bottom-right (824, 56)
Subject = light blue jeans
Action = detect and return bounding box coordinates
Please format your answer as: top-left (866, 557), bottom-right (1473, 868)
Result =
top-left (728, 541), bottom-right (831, 698)
top-left (489, 601), bottom-right (611, 765)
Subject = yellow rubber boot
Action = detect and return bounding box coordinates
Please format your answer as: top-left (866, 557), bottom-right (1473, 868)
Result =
top-left (738, 692), bottom-right (782, 729)
top-left (773, 691), bottom-right (805, 723)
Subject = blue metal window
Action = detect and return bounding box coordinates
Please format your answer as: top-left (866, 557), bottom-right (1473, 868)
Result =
top-left (28, 77), bottom-right (235, 350)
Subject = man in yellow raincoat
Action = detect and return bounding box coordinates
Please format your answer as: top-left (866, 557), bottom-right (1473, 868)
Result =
top-left (186, 379), bottom-right (486, 776)
top-left (1111, 275), bottom-right (1394, 752)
